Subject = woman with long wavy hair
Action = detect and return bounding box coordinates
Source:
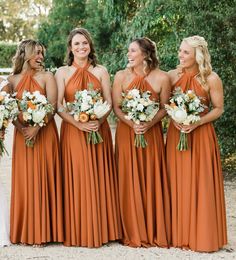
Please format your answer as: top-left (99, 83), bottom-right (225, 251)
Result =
top-left (166, 35), bottom-right (227, 252)
top-left (112, 37), bottom-right (171, 247)
top-left (8, 39), bottom-right (64, 246)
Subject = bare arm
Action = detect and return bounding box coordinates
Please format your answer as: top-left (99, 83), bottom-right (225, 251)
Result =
top-left (182, 72), bottom-right (224, 133)
top-left (112, 71), bottom-right (134, 128)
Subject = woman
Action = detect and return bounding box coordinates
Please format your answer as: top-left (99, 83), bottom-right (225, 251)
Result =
top-left (8, 40), bottom-right (64, 246)
top-left (0, 77), bottom-right (11, 247)
top-left (166, 35), bottom-right (227, 252)
top-left (112, 37), bottom-right (171, 247)
top-left (55, 28), bottom-right (121, 247)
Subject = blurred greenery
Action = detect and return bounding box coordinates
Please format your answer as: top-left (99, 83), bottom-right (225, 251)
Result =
top-left (0, 0), bottom-right (235, 173)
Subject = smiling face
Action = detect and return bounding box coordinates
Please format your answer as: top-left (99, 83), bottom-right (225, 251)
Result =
top-left (71, 33), bottom-right (91, 60)
top-left (28, 45), bottom-right (44, 70)
top-left (178, 41), bottom-right (198, 70)
top-left (127, 41), bottom-right (145, 68)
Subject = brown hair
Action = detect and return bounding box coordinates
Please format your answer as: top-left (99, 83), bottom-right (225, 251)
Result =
top-left (12, 39), bottom-right (45, 75)
top-left (132, 37), bottom-right (159, 72)
top-left (66, 28), bottom-right (98, 67)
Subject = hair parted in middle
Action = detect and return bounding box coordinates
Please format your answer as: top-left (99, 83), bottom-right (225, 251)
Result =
top-left (66, 28), bottom-right (98, 67)
top-left (12, 39), bottom-right (45, 75)
top-left (132, 37), bottom-right (159, 72)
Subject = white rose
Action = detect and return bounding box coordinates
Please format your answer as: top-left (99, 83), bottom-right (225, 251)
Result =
top-left (81, 102), bottom-right (91, 111)
top-left (139, 113), bottom-right (147, 121)
top-left (136, 103), bottom-right (144, 112)
top-left (23, 112), bottom-right (31, 121)
top-left (172, 109), bottom-right (187, 124)
top-left (32, 109), bottom-right (46, 124)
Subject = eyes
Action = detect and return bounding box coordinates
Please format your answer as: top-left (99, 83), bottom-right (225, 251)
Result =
top-left (73, 41), bottom-right (89, 46)
top-left (178, 48), bottom-right (190, 55)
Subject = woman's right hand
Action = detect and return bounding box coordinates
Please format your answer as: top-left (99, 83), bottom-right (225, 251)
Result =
top-left (77, 120), bottom-right (100, 132)
top-left (171, 120), bottom-right (183, 131)
top-left (0, 130), bottom-right (5, 140)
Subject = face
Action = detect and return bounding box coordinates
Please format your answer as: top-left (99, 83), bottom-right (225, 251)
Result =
top-left (178, 41), bottom-right (197, 69)
top-left (28, 45), bottom-right (44, 70)
top-left (127, 41), bottom-right (145, 68)
top-left (71, 33), bottom-right (91, 60)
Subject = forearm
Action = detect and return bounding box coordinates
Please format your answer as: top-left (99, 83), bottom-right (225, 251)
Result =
top-left (113, 107), bottom-right (134, 128)
top-left (200, 107), bottom-right (223, 125)
top-left (148, 108), bottom-right (166, 128)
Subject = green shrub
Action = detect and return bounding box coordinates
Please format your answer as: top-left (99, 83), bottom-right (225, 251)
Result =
top-left (0, 42), bottom-right (17, 68)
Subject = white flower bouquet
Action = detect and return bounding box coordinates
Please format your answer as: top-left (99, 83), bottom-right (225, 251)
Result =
top-left (18, 90), bottom-right (54, 147)
top-left (0, 91), bottom-right (19, 156)
top-left (120, 88), bottom-right (159, 148)
top-left (165, 87), bottom-right (206, 151)
top-left (67, 84), bottom-right (111, 144)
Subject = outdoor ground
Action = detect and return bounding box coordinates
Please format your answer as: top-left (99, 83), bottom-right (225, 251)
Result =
top-left (0, 117), bottom-right (235, 260)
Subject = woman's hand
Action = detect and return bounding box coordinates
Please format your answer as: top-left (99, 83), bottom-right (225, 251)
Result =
top-left (181, 122), bottom-right (201, 133)
top-left (171, 120), bottom-right (183, 131)
top-left (22, 125), bottom-right (40, 141)
top-left (133, 121), bottom-right (153, 134)
top-left (77, 120), bottom-right (101, 132)
top-left (0, 130), bottom-right (5, 140)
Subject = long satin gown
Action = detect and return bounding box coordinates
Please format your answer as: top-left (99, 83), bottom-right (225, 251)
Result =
top-left (115, 73), bottom-right (171, 247)
top-left (10, 71), bottom-right (64, 245)
top-left (60, 62), bottom-right (121, 247)
top-left (166, 70), bottom-right (227, 252)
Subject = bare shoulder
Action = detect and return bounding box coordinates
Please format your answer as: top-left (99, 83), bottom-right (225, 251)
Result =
top-left (7, 74), bottom-right (19, 84)
top-left (207, 72), bottom-right (222, 85)
top-left (40, 70), bottom-right (54, 79)
top-left (154, 69), bottom-right (170, 82)
top-left (167, 69), bottom-right (179, 84)
top-left (94, 64), bottom-right (108, 73)
top-left (55, 65), bottom-right (69, 76)
top-left (114, 69), bottom-right (129, 80)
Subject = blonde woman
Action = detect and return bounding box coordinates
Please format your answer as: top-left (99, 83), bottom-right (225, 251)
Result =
top-left (8, 40), bottom-right (63, 246)
top-left (166, 35), bottom-right (227, 252)
top-left (0, 77), bottom-right (11, 247)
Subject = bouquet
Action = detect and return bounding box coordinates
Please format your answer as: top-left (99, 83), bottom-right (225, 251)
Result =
top-left (120, 88), bottom-right (159, 148)
top-left (18, 90), bottom-right (54, 147)
top-left (67, 86), bottom-right (111, 144)
top-left (0, 91), bottom-right (19, 156)
top-left (165, 87), bottom-right (206, 151)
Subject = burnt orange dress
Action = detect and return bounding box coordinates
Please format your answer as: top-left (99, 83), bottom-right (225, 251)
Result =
top-left (10, 71), bottom-right (64, 245)
top-left (166, 70), bottom-right (227, 252)
top-left (61, 62), bottom-right (121, 247)
top-left (115, 74), bottom-right (171, 247)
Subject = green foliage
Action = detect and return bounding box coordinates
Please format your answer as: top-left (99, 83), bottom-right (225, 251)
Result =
top-left (36, 0), bottom-right (236, 158)
top-left (0, 42), bottom-right (17, 68)
top-left (37, 0), bottom-right (87, 67)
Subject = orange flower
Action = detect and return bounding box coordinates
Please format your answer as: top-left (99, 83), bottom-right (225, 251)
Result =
top-left (170, 103), bottom-right (177, 108)
top-left (126, 95), bottom-right (133, 100)
top-left (79, 112), bottom-right (89, 122)
top-left (0, 94), bottom-right (4, 102)
top-left (27, 101), bottom-right (36, 110)
top-left (90, 114), bottom-right (97, 120)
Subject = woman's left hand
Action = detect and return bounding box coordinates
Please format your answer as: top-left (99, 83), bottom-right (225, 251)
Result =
top-left (181, 122), bottom-right (200, 133)
top-left (133, 121), bottom-right (153, 134)
top-left (22, 126), bottom-right (40, 140)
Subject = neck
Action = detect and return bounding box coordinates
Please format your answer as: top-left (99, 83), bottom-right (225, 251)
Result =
top-left (133, 64), bottom-right (147, 76)
top-left (184, 64), bottom-right (199, 74)
top-left (73, 57), bottom-right (89, 67)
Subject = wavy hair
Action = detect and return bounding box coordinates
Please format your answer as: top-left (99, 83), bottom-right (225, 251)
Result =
top-left (12, 39), bottom-right (45, 75)
top-left (182, 35), bottom-right (212, 86)
top-left (132, 37), bottom-right (159, 73)
top-left (66, 28), bottom-right (98, 67)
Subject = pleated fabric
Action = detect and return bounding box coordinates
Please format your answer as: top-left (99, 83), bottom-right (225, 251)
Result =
top-left (10, 71), bottom-right (64, 244)
top-left (115, 75), bottom-right (171, 247)
top-left (166, 70), bottom-right (227, 252)
top-left (61, 62), bottom-right (121, 247)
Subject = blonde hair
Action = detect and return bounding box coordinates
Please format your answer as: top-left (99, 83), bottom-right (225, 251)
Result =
top-left (182, 35), bottom-right (212, 87)
top-left (12, 39), bottom-right (45, 74)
